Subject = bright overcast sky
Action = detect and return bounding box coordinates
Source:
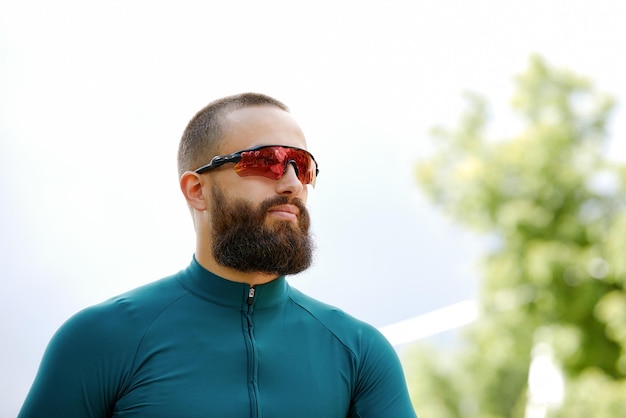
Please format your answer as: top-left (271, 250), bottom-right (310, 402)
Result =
top-left (2, 0), bottom-right (625, 415)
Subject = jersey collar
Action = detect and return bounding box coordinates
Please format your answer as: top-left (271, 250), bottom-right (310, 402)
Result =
top-left (178, 256), bottom-right (289, 310)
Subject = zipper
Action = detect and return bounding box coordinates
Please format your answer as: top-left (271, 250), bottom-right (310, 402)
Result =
top-left (248, 287), bottom-right (256, 305)
top-left (245, 285), bottom-right (259, 417)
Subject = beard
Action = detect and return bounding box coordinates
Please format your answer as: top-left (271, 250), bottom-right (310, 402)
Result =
top-left (209, 185), bottom-right (314, 276)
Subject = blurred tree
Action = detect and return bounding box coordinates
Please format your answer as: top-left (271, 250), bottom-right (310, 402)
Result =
top-left (410, 55), bottom-right (626, 417)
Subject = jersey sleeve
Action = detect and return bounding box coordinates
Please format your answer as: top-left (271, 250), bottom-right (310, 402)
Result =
top-left (348, 326), bottom-right (418, 418)
top-left (18, 303), bottom-right (136, 418)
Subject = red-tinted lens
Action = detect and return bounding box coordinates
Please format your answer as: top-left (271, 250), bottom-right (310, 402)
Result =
top-left (234, 146), bottom-right (317, 185)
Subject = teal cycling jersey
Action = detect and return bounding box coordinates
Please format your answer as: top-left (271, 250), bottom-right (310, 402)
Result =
top-left (19, 257), bottom-right (417, 417)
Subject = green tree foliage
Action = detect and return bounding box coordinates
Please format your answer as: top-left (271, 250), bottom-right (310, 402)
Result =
top-left (411, 56), bottom-right (626, 417)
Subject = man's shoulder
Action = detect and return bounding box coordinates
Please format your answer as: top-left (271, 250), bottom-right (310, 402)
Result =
top-left (58, 273), bottom-right (187, 340)
top-left (286, 286), bottom-right (356, 321)
top-left (286, 286), bottom-right (389, 351)
top-left (110, 273), bottom-right (188, 309)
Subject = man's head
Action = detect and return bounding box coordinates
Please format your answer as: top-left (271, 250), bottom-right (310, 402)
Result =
top-left (178, 93), bottom-right (317, 283)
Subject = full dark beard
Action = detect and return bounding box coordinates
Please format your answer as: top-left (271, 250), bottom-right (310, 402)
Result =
top-left (210, 185), bottom-right (314, 276)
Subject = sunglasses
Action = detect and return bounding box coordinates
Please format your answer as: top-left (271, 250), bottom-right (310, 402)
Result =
top-left (194, 145), bottom-right (319, 187)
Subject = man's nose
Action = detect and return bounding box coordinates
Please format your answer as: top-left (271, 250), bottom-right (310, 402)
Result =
top-left (277, 163), bottom-right (303, 195)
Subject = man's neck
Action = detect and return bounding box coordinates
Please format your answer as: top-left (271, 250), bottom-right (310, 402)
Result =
top-left (195, 252), bottom-right (280, 286)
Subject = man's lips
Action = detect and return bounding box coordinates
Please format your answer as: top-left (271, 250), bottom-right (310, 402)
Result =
top-left (267, 204), bottom-right (300, 221)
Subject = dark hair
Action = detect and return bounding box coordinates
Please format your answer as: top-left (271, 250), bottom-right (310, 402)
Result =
top-left (177, 92), bottom-right (289, 177)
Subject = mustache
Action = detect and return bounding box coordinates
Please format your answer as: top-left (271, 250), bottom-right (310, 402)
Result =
top-left (259, 195), bottom-right (307, 216)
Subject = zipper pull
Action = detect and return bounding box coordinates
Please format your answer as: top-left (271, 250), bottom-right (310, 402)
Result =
top-left (248, 287), bottom-right (256, 305)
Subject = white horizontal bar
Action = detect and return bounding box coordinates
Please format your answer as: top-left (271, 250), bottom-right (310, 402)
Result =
top-left (379, 299), bottom-right (479, 346)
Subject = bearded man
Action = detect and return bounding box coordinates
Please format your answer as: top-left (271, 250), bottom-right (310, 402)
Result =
top-left (19, 93), bottom-right (418, 418)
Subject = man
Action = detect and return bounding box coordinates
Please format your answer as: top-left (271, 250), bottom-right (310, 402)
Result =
top-left (19, 93), bottom-right (417, 417)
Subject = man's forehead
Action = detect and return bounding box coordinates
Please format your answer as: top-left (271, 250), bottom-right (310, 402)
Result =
top-left (219, 106), bottom-right (307, 153)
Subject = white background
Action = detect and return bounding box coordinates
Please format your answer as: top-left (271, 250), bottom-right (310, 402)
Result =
top-left (2, 1), bottom-right (625, 415)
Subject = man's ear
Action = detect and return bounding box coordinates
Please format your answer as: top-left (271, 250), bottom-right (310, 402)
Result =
top-left (180, 171), bottom-right (208, 211)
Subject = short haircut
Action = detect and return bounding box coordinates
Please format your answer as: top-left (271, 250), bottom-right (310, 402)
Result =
top-left (177, 92), bottom-right (289, 178)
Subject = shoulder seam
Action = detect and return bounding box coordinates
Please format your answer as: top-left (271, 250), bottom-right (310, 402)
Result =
top-left (286, 293), bottom-right (359, 359)
top-left (119, 291), bottom-right (191, 397)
